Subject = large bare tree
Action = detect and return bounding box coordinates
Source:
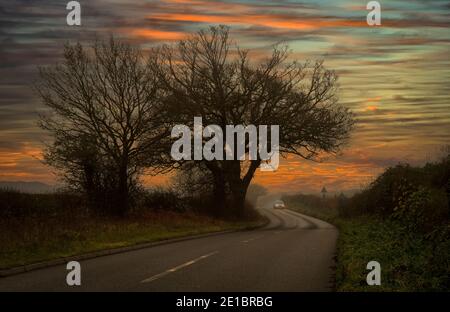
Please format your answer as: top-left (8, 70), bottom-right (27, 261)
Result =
top-left (37, 38), bottom-right (169, 215)
top-left (151, 26), bottom-right (354, 216)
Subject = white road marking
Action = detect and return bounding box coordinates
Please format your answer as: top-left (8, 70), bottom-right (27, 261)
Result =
top-left (140, 251), bottom-right (219, 283)
top-left (241, 235), bottom-right (263, 243)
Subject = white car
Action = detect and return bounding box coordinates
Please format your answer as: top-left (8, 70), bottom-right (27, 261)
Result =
top-left (273, 200), bottom-right (285, 209)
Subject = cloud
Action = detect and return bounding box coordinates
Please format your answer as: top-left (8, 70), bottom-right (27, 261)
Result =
top-left (0, 0), bottom-right (449, 191)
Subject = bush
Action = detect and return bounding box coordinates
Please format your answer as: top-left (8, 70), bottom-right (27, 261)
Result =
top-left (0, 189), bottom-right (85, 220)
top-left (392, 186), bottom-right (448, 232)
top-left (340, 156), bottom-right (450, 228)
top-left (137, 188), bottom-right (187, 213)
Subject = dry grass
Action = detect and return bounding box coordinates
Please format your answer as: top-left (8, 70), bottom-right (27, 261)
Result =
top-left (0, 210), bottom-right (262, 269)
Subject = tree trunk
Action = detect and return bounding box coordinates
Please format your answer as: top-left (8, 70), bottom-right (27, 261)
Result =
top-left (83, 163), bottom-right (95, 206)
top-left (117, 162), bottom-right (129, 216)
top-left (230, 183), bottom-right (247, 218)
top-left (212, 172), bottom-right (227, 217)
top-left (208, 160), bottom-right (260, 218)
top-left (226, 160), bottom-right (246, 217)
top-left (229, 159), bottom-right (261, 218)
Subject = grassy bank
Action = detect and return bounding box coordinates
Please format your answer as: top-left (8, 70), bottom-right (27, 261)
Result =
top-left (284, 197), bottom-right (449, 291)
top-left (283, 197), bottom-right (338, 221)
top-left (334, 216), bottom-right (449, 291)
top-left (0, 188), bottom-right (266, 269)
top-left (0, 209), bottom-right (263, 269)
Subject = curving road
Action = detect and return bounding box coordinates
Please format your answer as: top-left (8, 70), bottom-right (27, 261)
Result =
top-left (0, 206), bottom-right (338, 292)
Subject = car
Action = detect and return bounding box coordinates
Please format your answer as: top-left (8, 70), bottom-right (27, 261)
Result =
top-left (273, 200), bottom-right (285, 209)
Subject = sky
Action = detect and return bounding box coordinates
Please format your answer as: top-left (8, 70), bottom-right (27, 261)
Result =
top-left (0, 0), bottom-right (449, 194)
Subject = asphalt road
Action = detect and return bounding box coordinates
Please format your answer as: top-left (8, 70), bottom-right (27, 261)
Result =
top-left (0, 207), bottom-right (338, 292)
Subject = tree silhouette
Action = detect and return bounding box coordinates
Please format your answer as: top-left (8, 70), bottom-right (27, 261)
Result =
top-left (152, 26), bottom-right (354, 216)
top-left (37, 38), bottom-right (170, 215)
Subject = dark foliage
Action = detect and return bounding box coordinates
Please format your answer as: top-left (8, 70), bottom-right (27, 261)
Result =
top-left (342, 155), bottom-right (450, 233)
top-left (0, 189), bottom-right (85, 220)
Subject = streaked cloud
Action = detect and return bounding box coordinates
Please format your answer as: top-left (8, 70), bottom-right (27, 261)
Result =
top-left (0, 0), bottom-right (449, 194)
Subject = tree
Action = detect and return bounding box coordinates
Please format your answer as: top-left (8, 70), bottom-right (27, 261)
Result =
top-left (246, 184), bottom-right (268, 206)
top-left (172, 163), bottom-right (215, 200)
top-left (171, 163), bottom-right (221, 216)
top-left (152, 26), bottom-right (354, 217)
top-left (37, 38), bottom-right (170, 215)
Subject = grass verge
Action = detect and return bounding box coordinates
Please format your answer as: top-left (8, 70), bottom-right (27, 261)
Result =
top-left (0, 211), bottom-right (265, 269)
top-left (334, 216), bottom-right (449, 291)
top-left (286, 202), bottom-right (449, 291)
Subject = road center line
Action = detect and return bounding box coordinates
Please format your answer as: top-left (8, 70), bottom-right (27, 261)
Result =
top-left (241, 235), bottom-right (263, 243)
top-left (141, 251), bottom-right (219, 283)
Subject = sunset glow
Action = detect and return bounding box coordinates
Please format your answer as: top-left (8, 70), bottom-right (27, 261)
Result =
top-left (1, 0), bottom-right (449, 194)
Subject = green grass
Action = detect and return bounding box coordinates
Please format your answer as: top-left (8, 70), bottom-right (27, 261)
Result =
top-left (286, 203), bottom-right (449, 291)
top-left (0, 211), bottom-right (264, 269)
top-left (334, 216), bottom-right (449, 291)
top-left (284, 198), bottom-right (338, 222)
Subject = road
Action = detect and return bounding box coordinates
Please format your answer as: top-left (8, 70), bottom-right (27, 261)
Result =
top-left (0, 207), bottom-right (338, 292)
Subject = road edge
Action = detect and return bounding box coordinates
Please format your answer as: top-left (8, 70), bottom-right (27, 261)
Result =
top-left (0, 220), bottom-right (268, 278)
top-left (285, 208), bottom-right (339, 291)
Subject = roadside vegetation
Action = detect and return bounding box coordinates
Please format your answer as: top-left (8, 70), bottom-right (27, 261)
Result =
top-left (283, 152), bottom-right (450, 291)
top-left (0, 188), bottom-right (264, 269)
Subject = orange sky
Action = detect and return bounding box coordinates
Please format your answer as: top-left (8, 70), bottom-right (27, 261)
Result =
top-left (1, 0), bottom-right (449, 194)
